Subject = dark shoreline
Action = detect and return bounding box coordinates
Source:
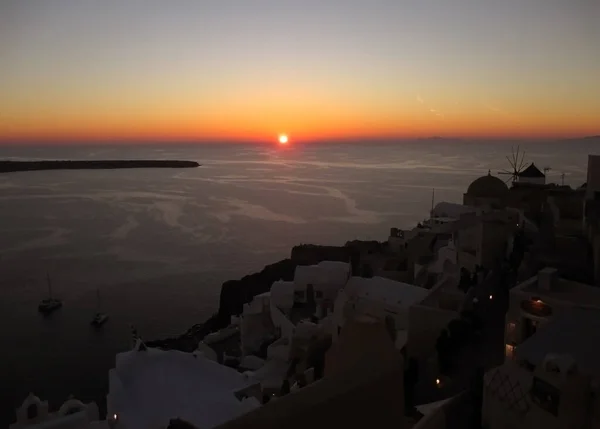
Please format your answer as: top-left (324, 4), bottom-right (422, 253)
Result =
top-left (0, 160), bottom-right (200, 173)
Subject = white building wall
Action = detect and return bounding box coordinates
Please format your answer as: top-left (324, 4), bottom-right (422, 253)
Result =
top-left (332, 290), bottom-right (349, 341)
top-left (241, 314), bottom-right (269, 355)
top-left (518, 176), bottom-right (545, 185)
top-left (243, 293), bottom-right (270, 316)
top-left (270, 303), bottom-right (295, 342)
top-left (270, 281), bottom-right (294, 312)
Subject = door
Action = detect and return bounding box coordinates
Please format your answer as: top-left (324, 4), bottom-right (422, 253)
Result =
top-left (523, 317), bottom-right (538, 340)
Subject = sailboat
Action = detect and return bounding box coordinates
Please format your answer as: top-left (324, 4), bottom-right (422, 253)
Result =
top-left (38, 273), bottom-right (62, 314)
top-left (90, 288), bottom-right (108, 327)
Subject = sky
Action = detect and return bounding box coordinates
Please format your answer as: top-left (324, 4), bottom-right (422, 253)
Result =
top-left (1, 0), bottom-right (599, 143)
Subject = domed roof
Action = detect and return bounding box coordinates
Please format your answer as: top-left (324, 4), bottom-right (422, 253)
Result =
top-left (466, 171), bottom-right (509, 198)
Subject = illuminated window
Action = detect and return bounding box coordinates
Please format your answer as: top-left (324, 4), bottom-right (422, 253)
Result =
top-left (505, 343), bottom-right (516, 359)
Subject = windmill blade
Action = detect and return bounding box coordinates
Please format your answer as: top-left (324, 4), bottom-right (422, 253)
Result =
top-left (518, 150), bottom-right (527, 172)
top-left (506, 155), bottom-right (517, 172)
top-left (504, 177), bottom-right (514, 184)
top-left (498, 169), bottom-right (513, 175)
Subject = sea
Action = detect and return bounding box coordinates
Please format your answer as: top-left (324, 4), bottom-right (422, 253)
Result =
top-left (0, 140), bottom-right (596, 425)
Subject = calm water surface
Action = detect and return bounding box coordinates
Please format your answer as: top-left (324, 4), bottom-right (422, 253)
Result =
top-left (0, 141), bottom-right (594, 424)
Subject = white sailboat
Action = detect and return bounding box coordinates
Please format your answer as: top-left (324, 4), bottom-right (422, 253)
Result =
top-left (91, 288), bottom-right (108, 327)
top-left (38, 273), bottom-right (62, 314)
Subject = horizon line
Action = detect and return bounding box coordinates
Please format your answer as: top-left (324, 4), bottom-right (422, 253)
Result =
top-left (0, 134), bottom-right (598, 146)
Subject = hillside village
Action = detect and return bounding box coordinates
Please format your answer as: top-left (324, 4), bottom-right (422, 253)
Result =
top-left (11, 155), bottom-right (600, 429)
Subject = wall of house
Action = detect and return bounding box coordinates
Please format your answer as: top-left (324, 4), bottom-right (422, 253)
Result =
top-left (241, 308), bottom-right (276, 355)
top-left (413, 409), bottom-right (447, 429)
top-left (407, 304), bottom-right (457, 359)
top-left (352, 298), bottom-right (409, 330)
top-left (270, 303), bottom-right (295, 342)
top-left (518, 176), bottom-right (545, 185)
top-left (267, 337), bottom-right (291, 361)
top-left (483, 362), bottom-right (599, 429)
top-left (505, 286), bottom-right (589, 350)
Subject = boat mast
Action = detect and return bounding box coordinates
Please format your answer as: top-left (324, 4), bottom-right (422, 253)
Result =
top-left (47, 273), bottom-right (52, 299)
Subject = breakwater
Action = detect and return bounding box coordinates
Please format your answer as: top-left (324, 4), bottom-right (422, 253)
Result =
top-left (0, 160), bottom-right (200, 173)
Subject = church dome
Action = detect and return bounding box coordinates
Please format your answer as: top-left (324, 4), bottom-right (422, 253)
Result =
top-left (466, 172), bottom-right (509, 198)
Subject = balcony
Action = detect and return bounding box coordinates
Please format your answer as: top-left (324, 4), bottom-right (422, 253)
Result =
top-left (520, 298), bottom-right (552, 318)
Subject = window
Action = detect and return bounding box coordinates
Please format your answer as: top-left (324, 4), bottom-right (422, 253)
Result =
top-left (315, 291), bottom-right (323, 298)
top-left (505, 343), bottom-right (516, 359)
top-left (27, 404), bottom-right (38, 420)
top-left (506, 321), bottom-right (517, 342)
top-left (531, 377), bottom-right (560, 416)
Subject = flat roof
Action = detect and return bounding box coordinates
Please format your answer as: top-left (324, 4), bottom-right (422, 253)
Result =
top-left (515, 308), bottom-right (600, 377)
top-left (109, 347), bottom-right (258, 429)
top-left (519, 275), bottom-right (600, 308)
top-left (345, 276), bottom-right (430, 308)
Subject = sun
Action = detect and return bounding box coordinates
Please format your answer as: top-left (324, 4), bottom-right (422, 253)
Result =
top-left (278, 134), bottom-right (289, 145)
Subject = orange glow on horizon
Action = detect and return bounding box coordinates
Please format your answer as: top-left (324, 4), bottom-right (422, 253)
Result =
top-left (0, 91), bottom-right (598, 143)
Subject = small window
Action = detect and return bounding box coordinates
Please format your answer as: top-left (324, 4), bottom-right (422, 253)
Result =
top-left (316, 291), bottom-right (323, 298)
top-left (27, 404), bottom-right (38, 420)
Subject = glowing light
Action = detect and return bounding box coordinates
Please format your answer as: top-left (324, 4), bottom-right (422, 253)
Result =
top-left (489, 295), bottom-right (493, 300)
top-left (278, 134), bottom-right (288, 145)
top-left (435, 378), bottom-right (441, 386)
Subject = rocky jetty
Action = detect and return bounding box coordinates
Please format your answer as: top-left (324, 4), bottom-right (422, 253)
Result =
top-left (0, 159), bottom-right (200, 173)
top-left (146, 241), bottom-right (375, 351)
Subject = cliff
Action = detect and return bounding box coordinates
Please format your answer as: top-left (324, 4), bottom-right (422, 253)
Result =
top-left (0, 160), bottom-right (200, 173)
top-left (146, 241), bottom-right (377, 351)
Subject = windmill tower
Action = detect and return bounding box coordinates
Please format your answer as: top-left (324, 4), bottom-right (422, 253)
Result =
top-left (498, 146), bottom-right (527, 185)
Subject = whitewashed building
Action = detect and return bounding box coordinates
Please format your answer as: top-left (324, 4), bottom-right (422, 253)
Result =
top-left (10, 394), bottom-right (100, 429)
top-left (293, 261), bottom-right (351, 304)
top-left (106, 340), bottom-right (259, 429)
top-left (504, 267), bottom-right (600, 362)
top-left (332, 276), bottom-right (430, 349)
top-left (483, 309), bottom-right (600, 429)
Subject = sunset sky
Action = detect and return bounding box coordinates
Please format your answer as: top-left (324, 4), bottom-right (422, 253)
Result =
top-left (1, 0), bottom-right (599, 143)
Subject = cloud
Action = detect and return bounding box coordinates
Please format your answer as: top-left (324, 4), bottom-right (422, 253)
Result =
top-left (417, 94), bottom-right (444, 119)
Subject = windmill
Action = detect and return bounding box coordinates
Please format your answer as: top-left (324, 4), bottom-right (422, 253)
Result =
top-left (498, 146), bottom-right (527, 184)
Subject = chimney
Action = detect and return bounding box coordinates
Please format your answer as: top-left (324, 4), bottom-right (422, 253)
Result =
top-left (538, 267), bottom-right (558, 291)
